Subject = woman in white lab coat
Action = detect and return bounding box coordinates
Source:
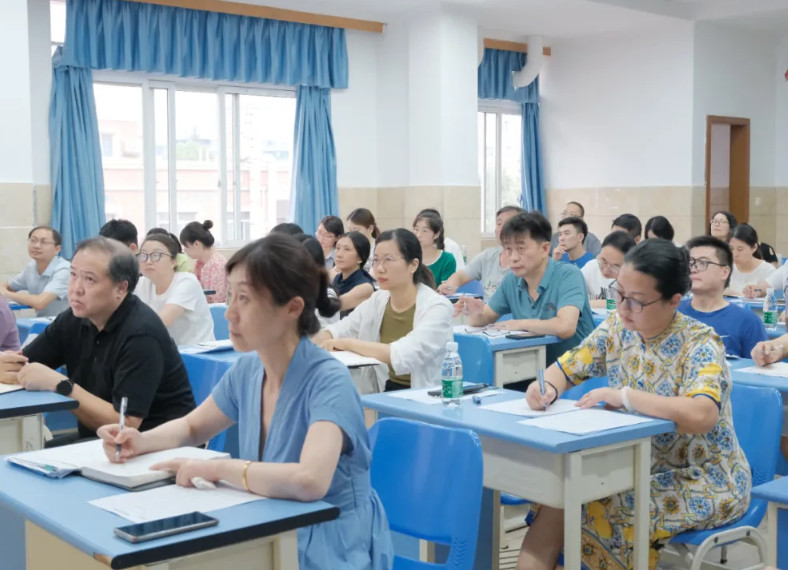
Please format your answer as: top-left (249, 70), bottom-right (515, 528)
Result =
top-left (314, 228), bottom-right (453, 393)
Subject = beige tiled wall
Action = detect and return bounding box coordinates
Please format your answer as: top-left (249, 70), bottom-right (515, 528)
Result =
top-left (0, 183), bottom-right (50, 283)
top-left (749, 187), bottom-right (777, 248)
top-left (773, 187), bottom-right (788, 256)
top-left (338, 186), bottom-right (483, 258)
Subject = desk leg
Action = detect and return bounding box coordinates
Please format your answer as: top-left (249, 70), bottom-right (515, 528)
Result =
top-left (273, 530), bottom-right (299, 569)
top-left (632, 439), bottom-right (651, 570)
top-left (563, 453), bottom-right (583, 570)
top-left (472, 488), bottom-right (501, 570)
top-left (767, 503), bottom-right (778, 566)
top-left (0, 414), bottom-right (44, 454)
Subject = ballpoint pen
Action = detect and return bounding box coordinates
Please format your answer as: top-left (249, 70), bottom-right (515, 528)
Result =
top-left (538, 369), bottom-right (547, 411)
top-left (116, 396), bottom-right (128, 461)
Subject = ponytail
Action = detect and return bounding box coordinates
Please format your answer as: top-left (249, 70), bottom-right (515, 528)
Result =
top-left (414, 265), bottom-right (436, 289)
top-left (371, 224), bottom-right (381, 239)
top-left (315, 271), bottom-right (341, 319)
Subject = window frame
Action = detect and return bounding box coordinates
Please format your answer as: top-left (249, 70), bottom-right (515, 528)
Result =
top-left (478, 99), bottom-right (522, 236)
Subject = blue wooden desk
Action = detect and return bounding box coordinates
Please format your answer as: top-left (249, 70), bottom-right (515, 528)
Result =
top-left (8, 303), bottom-right (31, 311)
top-left (750, 476), bottom-right (788, 567)
top-left (729, 357), bottom-right (788, 392)
top-left (15, 316), bottom-right (53, 344)
top-left (454, 330), bottom-right (560, 387)
top-left (363, 389), bottom-right (674, 570)
top-left (0, 460), bottom-right (338, 570)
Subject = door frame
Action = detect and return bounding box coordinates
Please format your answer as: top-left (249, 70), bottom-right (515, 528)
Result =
top-left (705, 115), bottom-right (750, 225)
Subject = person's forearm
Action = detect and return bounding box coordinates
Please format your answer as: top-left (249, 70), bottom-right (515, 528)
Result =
top-left (444, 271), bottom-right (470, 291)
top-left (70, 385), bottom-right (134, 431)
top-left (312, 330), bottom-right (333, 344)
top-left (209, 459), bottom-right (328, 502)
top-left (509, 317), bottom-right (577, 339)
top-left (4, 291), bottom-right (53, 311)
top-left (137, 416), bottom-right (201, 454)
top-left (343, 338), bottom-right (391, 364)
top-left (626, 390), bottom-right (717, 434)
top-left (544, 363), bottom-right (569, 395)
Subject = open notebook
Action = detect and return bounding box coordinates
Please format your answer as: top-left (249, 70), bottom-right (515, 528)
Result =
top-left (7, 439), bottom-right (229, 490)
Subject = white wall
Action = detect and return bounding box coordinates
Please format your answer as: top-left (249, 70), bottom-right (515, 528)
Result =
top-left (692, 21), bottom-right (778, 187)
top-left (540, 20), bottom-right (696, 189)
top-left (775, 35), bottom-right (788, 187)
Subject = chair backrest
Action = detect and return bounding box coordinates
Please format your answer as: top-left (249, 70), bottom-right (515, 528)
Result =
top-left (730, 384), bottom-right (782, 488)
top-left (369, 418), bottom-right (484, 570)
top-left (454, 334), bottom-right (494, 386)
top-left (181, 355), bottom-right (228, 452)
top-left (209, 304), bottom-right (229, 340)
top-left (456, 280), bottom-right (483, 297)
top-left (561, 377), bottom-right (608, 400)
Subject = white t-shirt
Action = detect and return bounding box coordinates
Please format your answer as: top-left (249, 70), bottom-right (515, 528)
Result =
top-left (135, 272), bottom-right (215, 346)
top-left (766, 263), bottom-right (788, 292)
top-left (581, 259), bottom-right (614, 300)
top-left (444, 237), bottom-right (466, 271)
top-left (729, 260), bottom-right (776, 294)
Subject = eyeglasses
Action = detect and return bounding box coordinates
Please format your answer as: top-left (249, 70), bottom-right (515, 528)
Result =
top-left (136, 251), bottom-right (173, 263)
top-left (688, 257), bottom-right (726, 272)
top-left (608, 283), bottom-right (663, 314)
top-left (371, 256), bottom-right (404, 267)
top-left (597, 257), bottom-right (622, 274)
top-left (28, 238), bottom-right (55, 246)
top-left (559, 211), bottom-right (580, 219)
top-left (709, 218), bottom-right (729, 226)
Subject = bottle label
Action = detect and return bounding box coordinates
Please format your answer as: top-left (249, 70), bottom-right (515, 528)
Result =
top-left (442, 378), bottom-right (463, 399)
top-left (606, 298), bottom-right (616, 311)
top-left (763, 311), bottom-right (778, 325)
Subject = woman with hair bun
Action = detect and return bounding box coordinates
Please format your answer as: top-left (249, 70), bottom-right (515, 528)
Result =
top-left (180, 220), bottom-right (227, 303)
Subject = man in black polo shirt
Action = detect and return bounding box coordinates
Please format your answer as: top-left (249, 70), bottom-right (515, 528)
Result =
top-left (0, 237), bottom-right (195, 444)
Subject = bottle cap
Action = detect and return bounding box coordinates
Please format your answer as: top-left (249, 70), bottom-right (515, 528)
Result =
top-left (446, 341), bottom-right (458, 351)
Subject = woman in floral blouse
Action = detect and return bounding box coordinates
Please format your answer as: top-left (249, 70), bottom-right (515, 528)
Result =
top-left (517, 238), bottom-right (750, 570)
top-left (180, 220), bottom-right (227, 304)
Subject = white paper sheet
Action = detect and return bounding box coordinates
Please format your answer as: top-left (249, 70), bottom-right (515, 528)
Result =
top-left (0, 383), bottom-right (24, 395)
top-left (89, 481), bottom-right (265, 522)
top-left (480, 398), bottom-right (582, 417)
top-left (737, 363), bottom-right (788, 378)
top-left (179, 339), bottom-right (235, 354)
top-left (386, 386), bottom-right (499, 405)
top-left (451, 325), bottom-right (508, 337)
top-left (329, 351), bottom-right (384, 368)
top-left (518, 408), bottom-right (654, 434)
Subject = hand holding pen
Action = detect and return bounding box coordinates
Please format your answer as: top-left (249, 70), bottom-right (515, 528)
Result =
top-left (116, 396), bottom-right (128, 461)
top-left (537, 369), bottom-right (547, 411)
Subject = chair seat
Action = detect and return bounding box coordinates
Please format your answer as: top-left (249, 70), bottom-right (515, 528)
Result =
top-left (670, 501), bottom-right (766, 546)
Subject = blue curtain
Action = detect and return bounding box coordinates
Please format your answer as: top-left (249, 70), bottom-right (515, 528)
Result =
top-left (291, 86), bottom-right (338, 232)
top-left (64, 0), bottom-right (348, 89)
top-left (478, 48), bottom-right (546, 214)
top-left (50, 47), bottom-right (105, 259)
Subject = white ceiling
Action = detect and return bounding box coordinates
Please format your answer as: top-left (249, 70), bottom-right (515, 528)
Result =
top-left (234, 0), bottom-right (788, 38)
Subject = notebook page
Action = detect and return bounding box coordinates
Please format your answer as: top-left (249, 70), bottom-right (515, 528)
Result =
top-left (480, 398), bottom-right (582, 417)
top-left (329, 351), bottom-right (384, 368)
top-left (737, 363), bottom-right (788, 378)
top-left (81, 447), bottom-right (229, 480)
top-left (0, 384), bottom-right (24, 395)
top-left (518, 408), bottom-right (654, 435)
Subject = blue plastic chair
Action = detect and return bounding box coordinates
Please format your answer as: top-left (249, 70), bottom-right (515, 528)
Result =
top-left (456, 280), bottom-right (483, 297)
top-left (666, 384), bottom-right (782, 569)
top-left (454, 334), bottom-right (494, 386)
top-left (181, 356), bottom-right (228, 453)
top-left (209, 304), bottom-right (229, 341)
top-left (369, 418), bottom-right (484, 570)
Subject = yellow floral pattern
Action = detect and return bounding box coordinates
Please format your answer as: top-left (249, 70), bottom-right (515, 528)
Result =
top-left (557, 311), bottom-right (751, 569)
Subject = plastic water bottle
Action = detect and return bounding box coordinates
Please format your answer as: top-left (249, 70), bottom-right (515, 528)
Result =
top-left (763, 288), bottom-right (778, 332)
top-left (605, 286), bottom-right (616, 311)
top-left (442, 342), bottom-right (463, 408)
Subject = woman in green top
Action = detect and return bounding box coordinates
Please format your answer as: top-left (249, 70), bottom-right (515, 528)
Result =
top-left (412, 211), bottom-right (456, 286)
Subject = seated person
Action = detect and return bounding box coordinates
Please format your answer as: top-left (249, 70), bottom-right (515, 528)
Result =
top-left (0, 298), bottom-right (20, 351)
top-left (743, 259), bottom-right (788, 299)
top-left (679, 236), bottom-right (767, 358)
top-left (332, 232), bottom-right (375, 318)
top-left (520, 239), bottom-right (750, 569)
top-left (549, 201), bottom-right (601, 256)
top-left (709, 210), bottom-right (737, 242)
top-left (146, 228), bottom-right (193, 273)
top-left (456, 212), bottom-right (594, 365)
top-left (0, 237), bottom-right (195, 443)
top-left (438, 205), bottom-right (524, 301)
top-left (412, 211), bottom-right (456, 287)
top-left (99, 219), bottom-right (139, 252)
top-left (346, 208), bottom-right (381, 275)
top-left (180, 220), bottom-right (228, 304)
top-left (416, 208), bottom-right (466, 270)
top-left (581, 231), bottom-right (636, 308)
top-left (0, 226), bottom-right (70, 317)
top-left (552, 216), bottom-right (595, 268)
top-left (727, 224), bottom-right (774, 296)
top-left (313, 229), bottom-right (453, 393)
top-left (611, 213), bottom-right (642, 243)
top-left (644, 215), bottom-right (675, 241)
top-left (270, 222), bottom-right (304, 236)
top-left (97, 233), bottom-right (393, 570)
top-left (316, 215), bottom-right (344, 270)
top-left (759, 242), bottom-right (780, 268)
top-left (752, 335), bottom-right (788, 463)
top-left (292, 234), bottom-right (342, 328)
top-left (134, 234), bottom-right (215, 346)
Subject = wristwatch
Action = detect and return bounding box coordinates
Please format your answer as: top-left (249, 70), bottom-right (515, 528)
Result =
top-left (55, 379), bottom-right (74, 396)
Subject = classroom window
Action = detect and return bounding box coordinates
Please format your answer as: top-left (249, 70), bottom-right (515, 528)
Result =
top-left (92, 78), bottom-right (295, 245)
top-left (478, 106), bottom-right (522, 234)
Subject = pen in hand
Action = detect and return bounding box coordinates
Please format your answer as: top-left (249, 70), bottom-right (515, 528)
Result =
top-left (537, 369), bottom-right (547, 411)
top-left (116, 396), bottom-right (128, 461)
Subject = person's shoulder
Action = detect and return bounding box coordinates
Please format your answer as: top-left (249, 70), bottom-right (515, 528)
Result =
top-left (173, 271), bottom-right (204, 292)
top-left (677, 298), bottom-right (693, 313)
top-left (553, 258), bottom-right (583, 279)
top-left (52, 257), bottom-right (71, 271)
top-left (581, 258), bottom-right (597, 277)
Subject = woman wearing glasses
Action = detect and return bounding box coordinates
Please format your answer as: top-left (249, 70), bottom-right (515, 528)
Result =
top-left (313, 229), bottom-right (453, 393)
top-left (708, 210), bottom-right (737, 242)
top-left (517, 239), bottom-right (750, 570)
top-left (581, 231), bottom-right (636, 308)
top-left (134, 233), bottom-right (215, 346)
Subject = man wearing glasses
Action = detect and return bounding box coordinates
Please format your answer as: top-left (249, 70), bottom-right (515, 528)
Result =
top-left (549, 201), bottom-right (601, 257)
top-left (0, 225), bottom-right (70, 317)
top-left (678, 235), bottom-right (767, 358)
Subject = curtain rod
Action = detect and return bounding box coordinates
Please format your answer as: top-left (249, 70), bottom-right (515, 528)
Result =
top-left (484, 38), bottom-right (552, 56)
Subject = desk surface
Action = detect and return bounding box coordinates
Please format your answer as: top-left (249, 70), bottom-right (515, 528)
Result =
top-left (0, 390), bottom-right (77, 420)
top-left (362, 390), bottom-right (674, 454)
top-left (751, 476), bottom-right (788, 505)
top-left (0, 461), bottom-right (338, 570)
top-left (8, 303), bottom-right (31, 311)
top-left (454, 331), bottom-right (560, 352)
top-left (180, 348), bottom-right (248, 366)
top-left (729, 358), bottom-right (788, 392)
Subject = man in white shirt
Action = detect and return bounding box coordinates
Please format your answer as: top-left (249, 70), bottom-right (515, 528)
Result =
top-left (581, 231), bottom-right (636, 307)
top-left (549, 201), bottom-right (601, 256)
top-left (0, 226), bottom-right (70, 317)
top-left (438, 205), bottom-right (524, 301)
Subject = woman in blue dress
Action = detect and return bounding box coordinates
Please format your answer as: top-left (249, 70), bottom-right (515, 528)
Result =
top-left (97, 233), bottom-right (393, 570)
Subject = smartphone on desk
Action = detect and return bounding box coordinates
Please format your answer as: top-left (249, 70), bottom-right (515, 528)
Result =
top-left (114, 512), bottom-right (218, 543)
top-left (505, 332), bottom-right (546, 340)
top-left (427, 383), bottom-right (489, 397)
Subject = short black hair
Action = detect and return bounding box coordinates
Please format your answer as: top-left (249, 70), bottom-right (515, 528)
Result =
top-left (319, 216), bottom-right (344, 238)
top-left (74, 237), bottom-right (140, 293)
top-left (99, 219), bottom-right (138, 247)
top-left (500, 211), bottom-right (552, 244)
top-left (601, 230), bottom-right (636, 255)
top-left (611, 214), bottom-right (642, 240)
top-left (685, 235), bottom-right (733, 287)
top-left (624, 239), bottom-right (690, 300)
top-left (566, 201), bottom-right (585, 217)
top-left (29, 225), bottom-right (62, 247)
top-left (270, 222), bottom-right (304, 236)
top-left (496, 205), bottom-right (525, 217)
top-left (180, 220), bottom-right (215, 247)
top-left (557, 216), bottom-right (588, 245)
top-left (644, 216), bottom-right (675, 241)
